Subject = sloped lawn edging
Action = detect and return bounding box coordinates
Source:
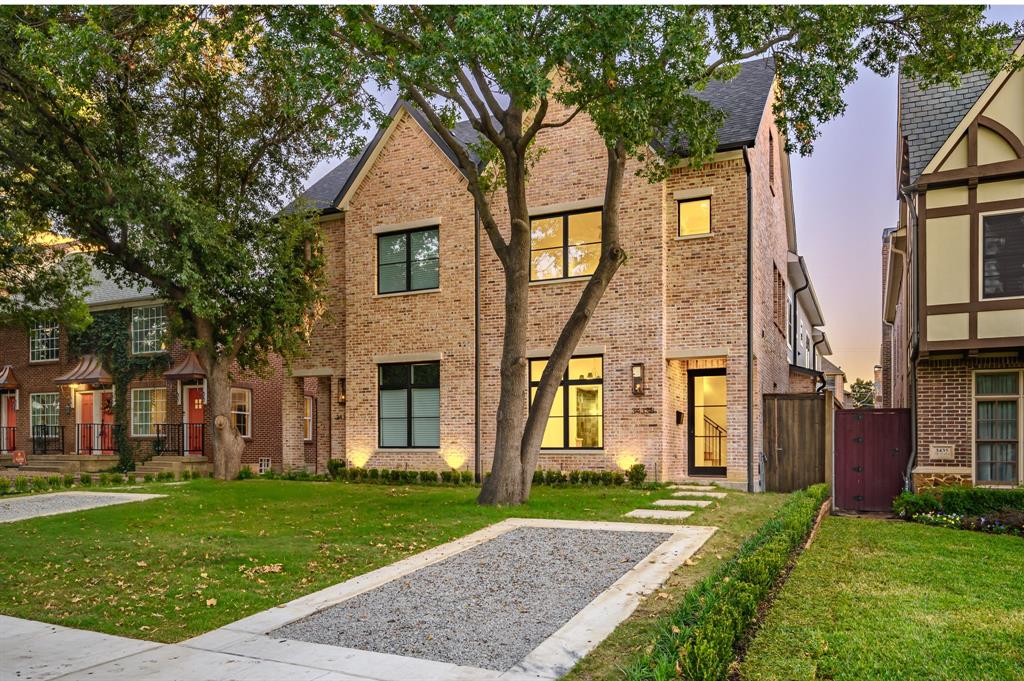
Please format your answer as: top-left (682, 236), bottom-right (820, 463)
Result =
top-left (621, 484), bottom-right (830, 681)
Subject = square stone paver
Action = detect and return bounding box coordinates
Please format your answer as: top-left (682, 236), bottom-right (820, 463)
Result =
top-left (671, 485), bottom-right (723, 491)
top-left (624, 509), bottom-right (693, 520)
top-left (652, 499), bottom-right (711, 508)
top-left (672, 491), bottom-right (727, 499)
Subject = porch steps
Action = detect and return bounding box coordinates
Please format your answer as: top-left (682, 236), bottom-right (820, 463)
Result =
top-left (625, 509), bottom-right (693, 520)
top-left (672, 490), bottom-right (727, 499)
top-left (653, 498), bottom-right (712, 508)
top-left (135, 455), bottom-right (211, 478)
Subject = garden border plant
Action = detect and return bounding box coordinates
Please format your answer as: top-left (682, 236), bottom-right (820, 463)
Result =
top-left (621, 483), bottom-right (830, 681)
top-left (0, 468), bottom-right (199, 496)
top-left (894, 486), bottom-right (1024, 537)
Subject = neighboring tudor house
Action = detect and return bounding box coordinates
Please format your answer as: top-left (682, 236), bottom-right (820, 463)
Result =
top-left (0, 264), bottom-right (285, 476)
top-left (283, 57), bottom-right (833, 489)
top-left (881, 41), bottom-right (1024, 489)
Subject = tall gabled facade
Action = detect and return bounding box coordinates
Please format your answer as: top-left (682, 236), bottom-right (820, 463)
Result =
top-left (284, 58), bottom-right (833, 489)
top-left (883, 41), bottom-right (1024, 488)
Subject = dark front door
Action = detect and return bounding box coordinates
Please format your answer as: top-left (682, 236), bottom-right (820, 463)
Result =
top-left (688, 368), bottom-right (727, 476)
top-left (835, 409), bottom-right (911, 512)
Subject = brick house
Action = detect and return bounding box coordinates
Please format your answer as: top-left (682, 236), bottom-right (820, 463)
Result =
top-left (0, 263), bottom-right (286, 476)
top-left (282, 57), bottom-right (832, 489)
top-left (881, 40), bottom-right (1024, 489)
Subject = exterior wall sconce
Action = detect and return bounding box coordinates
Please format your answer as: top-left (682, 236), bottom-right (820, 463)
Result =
top-left (337, 377), bottom-right (347, 405)
top-left (631, 363), bottom-right (645, 396)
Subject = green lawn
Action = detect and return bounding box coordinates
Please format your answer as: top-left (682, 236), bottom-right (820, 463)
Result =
top-left (0, 478), bottom-right (708, 643)
top-left (741, 516), bottom-right (1024, 681)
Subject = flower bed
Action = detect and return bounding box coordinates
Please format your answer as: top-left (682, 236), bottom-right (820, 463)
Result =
top-left (895, 486), bottom-right (1024, 537)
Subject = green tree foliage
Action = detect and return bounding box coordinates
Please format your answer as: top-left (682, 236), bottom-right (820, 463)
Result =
top-left (334, 6), bottom-right (1019, 504)
top-left (850, 378), bottom-right (877, 409)
top-left (0, 6), bottom-right (370, 477)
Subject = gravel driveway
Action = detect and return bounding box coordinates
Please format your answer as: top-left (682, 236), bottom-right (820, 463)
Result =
top-left (0, 491), bottom-right (164, 523)
top-left (272, 525), bottom-right (671, 671)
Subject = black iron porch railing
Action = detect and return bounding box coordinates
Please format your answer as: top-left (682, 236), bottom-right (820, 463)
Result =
top-left (154, 423), bottom-right (206, 456)
top-left (77, 423), bottom-right (120, 455)
top-left (702, 416), bottom-right (727, 467)
top-left (0, 426), bottom-right (14, 454)
top-left (31, 425), bottom-right (64, 454)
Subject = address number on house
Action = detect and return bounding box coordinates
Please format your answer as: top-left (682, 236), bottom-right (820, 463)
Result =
top-left (631, 407), bottom-right (656, 415)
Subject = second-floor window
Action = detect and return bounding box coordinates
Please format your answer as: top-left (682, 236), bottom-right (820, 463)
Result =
top-left (678, 197), bottom-right (712, 237)
top-left (30, 322), bottom-right (59, 362)
top-left (530, 209), bottom-right (602, 281)
top-left (377, 227), bottom-right (439, 294)
top-left (982, 212), bottom-right (1024, 299)
top-left (131, 305), bottom-right (168, 355)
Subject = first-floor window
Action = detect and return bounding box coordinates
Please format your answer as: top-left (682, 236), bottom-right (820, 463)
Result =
top-left (976, 372), bottom-right (1020, 483)
top-left (378, 362), bottom-right (440, 448)
top-left (529, 356), bottom-right (603, 449)
top-left (30, 393), bottom-right (59, 435)
top-left (131, 388), bottom-right (167, 437)
top-left (303, 396), bottom-right (314, 441)
top-left (231, 388), bottom-right (252, 437)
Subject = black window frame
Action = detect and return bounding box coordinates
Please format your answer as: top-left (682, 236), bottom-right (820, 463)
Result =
top-left (677, 196), bottom-right (712, 237)
top-left (529, 208), bottom-right (602, 282)
top-left (528, 355), bottom-right (603, 450)
top-left (981, 211), bottom-right (1024, 300)
top-left (378, 361), bottom-right (441, 449)
top-left (376, 226), bottom-right (440, 295)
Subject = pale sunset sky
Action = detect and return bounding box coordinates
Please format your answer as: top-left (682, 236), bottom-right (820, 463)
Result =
top-left (300, 6), bottom-right (1024, 383)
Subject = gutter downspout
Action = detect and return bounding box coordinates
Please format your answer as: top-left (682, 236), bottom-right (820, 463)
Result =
top-left (792, 279), bottom-right (809, 366)
top-left (743, 146), bottom-right (754, 493)
top-left (811, 336), bottom-right (825, 372)
top-left (899, 185), bottom-right (920, 491)
top-left (474, 204), bottom-right (482, 483)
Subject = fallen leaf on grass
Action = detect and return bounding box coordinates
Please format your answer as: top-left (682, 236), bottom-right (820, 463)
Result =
top-left (206, 598), bottom-right (217, 607)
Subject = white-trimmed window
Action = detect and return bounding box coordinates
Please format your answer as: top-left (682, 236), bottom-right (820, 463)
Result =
top-left (131, 388), bottom-right (167, 437)
top-left (258, 456), bottom-right (271, 474)
top-left (303, 396), bottom-right (314, 442)
top-left (30, 393), bottom-right (59, 432)
top-left (29, 322), bottom-right (59, 362)
top-left (975, 372), bottom-right (1021, 484)
top-left (231, 388), bottom-right (252, 438)
top-left (131, 305), bottom-right (168, 355)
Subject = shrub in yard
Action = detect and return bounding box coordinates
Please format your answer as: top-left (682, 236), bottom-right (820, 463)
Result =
top-left (143, 473), bottom-right (154, 483)
top-left (939, 486), bottom-right (1024, 515)
top-left (46, 475), bottom-right (61, 488)
top-left (0, 477), bottom-right (11, 494)
top-left (79, 473), bottom-right (92, 486)
top-left (236, 466), bottom-right (255, 480)
top-left (626, 463), bottom-right (647, 486)
top-left (14, 476), bottom-right (30, 493)
top-left (893, 490), bottom-right (941, 518)
top-left (460, 470), bottom-right (473, 484)
top-left (612, 471), bottom-right (626, 486)
top-left (110, 473), bottom-right (124, 485)
top-left (368, 468), bottom-right (380, 481)
top-left (62, 474), bottom-right (75, 488)
top-left (600, 470), bottom-right (614, 485)
top-left (622, 484), bottom-right (830, 681)
top-left (326, 459), bottom-right (346, 479)
top-left (181, 470), bottom-right (192, 481)
top-left (420, 470), bottom-right (439, 484)
top-left (32, 477), bottom-right (49, 492)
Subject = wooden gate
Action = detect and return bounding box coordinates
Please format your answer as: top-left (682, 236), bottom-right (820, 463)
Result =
top-left (834, 409), bottom-right (911, 512)
top-left (763, 393), bottom-right (830, 492)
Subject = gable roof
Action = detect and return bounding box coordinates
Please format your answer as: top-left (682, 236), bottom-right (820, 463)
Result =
top-left (899, 67), bottom-right (992, 184)
top-left (295, 57), bottom-right (777, 214)
top-left (83, 260), bottom-right (158, 308)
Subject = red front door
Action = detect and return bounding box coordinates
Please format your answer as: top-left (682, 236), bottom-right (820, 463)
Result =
top-left (99, 392), bottom-right (114, 453)
top-left (79, 392), bottom-right (94, 453)
top-left (1, 395), bottom-right (15, 452)
top-left (186, 387), bottom-right (205, 455)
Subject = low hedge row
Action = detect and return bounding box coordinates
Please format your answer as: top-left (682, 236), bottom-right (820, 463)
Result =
top-left (622, 483), bottom-right (830, 681)
top-left (894, 485), bottom-right (1024, 518)
top-left (247, 464), bottom-right (476, 485)
top-left (532, 469), bottom-right (626, 486)
top-left (0, 469), bottom-right (199, 496)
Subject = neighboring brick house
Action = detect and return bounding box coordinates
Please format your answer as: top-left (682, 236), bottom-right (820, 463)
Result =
top-left (0, 264), bottom-right (285, 475)
top-left (881, 40), bottom-right (1024, 489)
top-left (283, 57), bottom-right (833, 489)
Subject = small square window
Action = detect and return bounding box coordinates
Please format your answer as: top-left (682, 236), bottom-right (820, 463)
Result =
top-left (678, 198), bottom-right (711, 237)
top-left (258, 457), bottom-right (271, 474)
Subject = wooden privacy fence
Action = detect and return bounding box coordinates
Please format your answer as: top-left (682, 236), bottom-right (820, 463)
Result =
top-left (763, 392), bottom-right (835, 493)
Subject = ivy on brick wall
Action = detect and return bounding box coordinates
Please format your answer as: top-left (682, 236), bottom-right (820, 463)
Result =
top-left (68, 309), bottom-right (170, 471)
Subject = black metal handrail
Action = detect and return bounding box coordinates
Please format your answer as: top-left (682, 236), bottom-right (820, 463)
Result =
top-left (702, 416), bottom-right (727, 467)
top-left (77, 423), bottom-right (120, 455)
top-left (31, 425), bottom-right (64, 454)
top-left (0, 426), bottom-right (14, 453)
top-left (154, 423), bottom-right (205, 456)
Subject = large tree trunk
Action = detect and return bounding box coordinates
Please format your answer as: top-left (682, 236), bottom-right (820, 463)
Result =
top-left (207, 358), bottom-right (244, 480)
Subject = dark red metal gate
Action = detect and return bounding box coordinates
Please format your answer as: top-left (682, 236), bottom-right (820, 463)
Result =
top-left (834, 409), bottom-right (911, 512)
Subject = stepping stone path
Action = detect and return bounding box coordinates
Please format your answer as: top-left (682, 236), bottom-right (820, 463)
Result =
top-left (672, 485), bottom-right (720, 491)
top-left (653, 498), bottom-right (711, 508)
top-left (672, 490), bottom-right (727, 499)
top-left (625, 509), bottom-right (693, 520)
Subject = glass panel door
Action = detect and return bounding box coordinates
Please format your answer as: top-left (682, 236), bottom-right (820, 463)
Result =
top-left (688, 369), bottom-right (727, 476)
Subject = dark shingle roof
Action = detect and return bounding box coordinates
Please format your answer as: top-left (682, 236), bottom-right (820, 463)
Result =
top-left (296, 57), bottom-right (776, 213)
top-left (83, 260), bottom-right (158, 307)
top-left (900, 66), bottom-right (992, 184)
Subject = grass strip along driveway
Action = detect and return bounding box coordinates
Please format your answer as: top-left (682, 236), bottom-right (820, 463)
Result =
top-left (0, 479), bottom-right (775, 645)
top-left (741, 516), bottom-right (1024, 680)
